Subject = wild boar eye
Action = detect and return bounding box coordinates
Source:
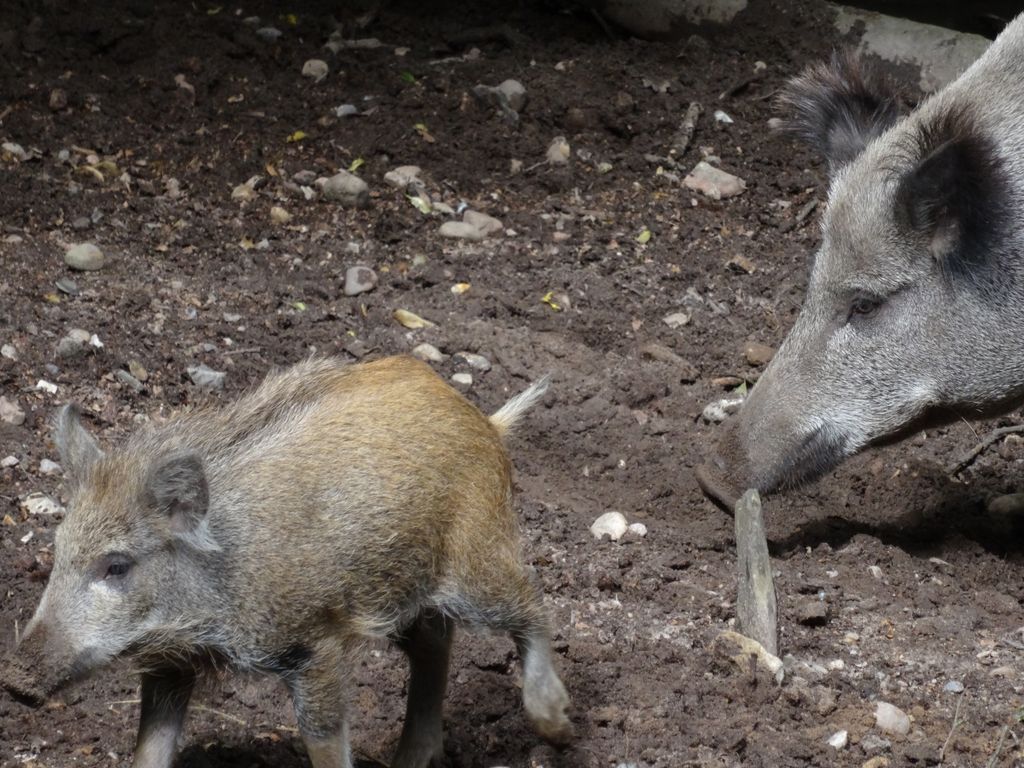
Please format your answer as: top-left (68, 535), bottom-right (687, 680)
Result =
top-left (848, 295), bottom-right (883, 322)
top-left (103, 558), bottom-right (133, 581)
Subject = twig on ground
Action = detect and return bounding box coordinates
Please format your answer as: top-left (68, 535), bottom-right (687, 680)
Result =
top-left (192, 703), bottom-right (248, 727)
top-left (938, 692), bottom-right (966, 765)
top-left (985, 725), bottom-right (1010, 768)
top-left (946, 425), bottom-right (1024, 476)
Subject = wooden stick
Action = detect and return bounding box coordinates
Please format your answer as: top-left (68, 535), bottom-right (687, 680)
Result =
top-left (734, 489), bottom-right (779, 656)
top-left (946, 424), bottom-right (1024, 476)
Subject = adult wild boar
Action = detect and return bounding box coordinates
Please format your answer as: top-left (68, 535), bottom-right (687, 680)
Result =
top-left (698, 16), bottom-right (1024, 506)
top-left (2, 357), bottom-right (571, 768)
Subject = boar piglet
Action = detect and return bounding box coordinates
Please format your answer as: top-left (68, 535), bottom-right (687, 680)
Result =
top-left (699, 20), bottom-right (1024, 506)
top-left (1, 356), bottom-right (571, 768)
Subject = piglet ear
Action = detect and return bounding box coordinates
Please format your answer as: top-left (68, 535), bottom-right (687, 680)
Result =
top-left (145, 451), bottom-right (219, 552)
top-left (778, 50), bottom-right (904, 174)
top-left (895, 106), bottom-right (1007, 293)
top-left (53, 404), bottom-right (103, 486)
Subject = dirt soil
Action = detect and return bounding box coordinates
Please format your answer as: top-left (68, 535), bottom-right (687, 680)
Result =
top-left (1, 1), bottom-right (1023, 766)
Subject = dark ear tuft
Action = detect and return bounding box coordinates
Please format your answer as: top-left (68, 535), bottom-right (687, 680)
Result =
top-left (778, 50), bottom-right (905, 173)
top-left (895, 104), bottom-right (1009, 294)
top-left (52, 404), bottom-right (103, 485)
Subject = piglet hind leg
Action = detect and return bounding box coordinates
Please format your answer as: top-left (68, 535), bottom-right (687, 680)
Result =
top-left (132, 667), bottom-right (196, 768)
top-left (390, 611), bottom-right (454, 768)
top-left (443, 564), bottom-right (573, 747)
top-left (285, 644), bottom-right (355, 768)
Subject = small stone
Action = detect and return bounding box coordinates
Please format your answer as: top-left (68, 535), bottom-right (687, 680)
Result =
top-left (496, 79), bottom-right (527, 112)
top-left (56, 328), bottom-right (92, 358)
top-left (320, 171), bottom-right (370, 208)
top-left (39, 459), bottom-right (61, 476)
top-left (702, 394), bottom-right (745, 423)
top-left (0, 396), bottom-right (26, 426)
top-left (344, 266), bottom-right (378, 296)
top-left (874, 702), bottom-right (910, 735)
top-left (55, 277), bottom-right (79, 295)
top-left (232, 176), bottom-right (261, 202)
top-left (36, 380), bottom-right (58, 395)
top-left (1, 344), bottom-right (17, 360)
top-left (986, 493), bottom-right (1024, 517)
top-left (292, 170), bottom-right (318, 185)
top-left (1, 455), bottom-right (19, 468)
top-left (711, 629), bottom-right (784, 684)
top-left (71, 216), bottom-right (91, 230)
top-left (591, 511), bottom-right (629, 541)
top-left (383, 165), bottom-right (422, 190)
top-left (223, 312), bottom-right (242, 323)
top-left (827, 730), bottom-right (848, 750)
top-left (64, 242), bottom-right (106, 271)
top-left (943, 680), bottom-right (964, 694)
top-left (115, 369), bottom-right (145, 393)
top-left (463, 210), bottom-right (503, 237)
top-left (713, 109), bottom-right (734, 124)
top-left (255, 26), bottom-right (282, 42)
top-left (49, 88), bottom-right (68, 110)
top-left (270, 206), bottom-right (292, 224)
top-left (795, 598), bottom-right (831, 626)
top-left (301, 59), bottom-right (329, 83)
top-left (2, 142), bottom-right (28, 161)
top-left (412, 343), bottom-right (445, 363)
top-left (546, 136), bottom-right (571, 165)
top-left (451, 372), bottom-right (473, 388)
top-left (439, 221), bottom-right (484, 241)
top-left (743, 341), bottom-right (776, 366)
top-left (20, 492), bottom-right (64, 516)
top-left (861, 747), bottom-right (891, 764)
top-left (683, 161), bottom-right (746, 200)
top-left (454, 352), bottom-right (491, 372)
top-left (626, 522), bottom-right (648, 538)
top-left (869, 565), bottom-right (883, 580)
top-left (187, 364), bottom-right (226, 391)
top-left (334, 104), bottom-right (359, 118)
top-left (662, 312), bottom-right (691, 329)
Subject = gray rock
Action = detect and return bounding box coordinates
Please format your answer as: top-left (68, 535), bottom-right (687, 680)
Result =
top-left (0, 396), bottom-right (25, 426)
top-left (497, 79), bottom-right (527, 112)
top-left (455, 352), bottom-right (491, 372)
top-left (292, 169), bottom-right (318, 185)
top-left (187, 364), bottom-right (226, 391)
top-left (1, 455), bottom-right (19, 468)
top-left (795, 598), bottom-right (831, 626)
top-left (115, 369), bottom-right (145, 393)
top-left (64, 242), bottom-right (106, 271)
top-left (463, 210), bottom-right (503, 237)
top-left (344, 265), bottom-right (378, 296)
top-left (1, 343), bottom-right (17, 360)
top-left (383, 165), bottom-right (422, 190)
top-left (71, 216), bottom-right (91, 230)
top-left (55, 278), bottom-right (79, 295)
top-left (56, 328), bottom-right (92, 359)
top-left (321, 171), bottom-right (370, 208)
top-left (662, 311), bottom-right (691, 329)
top-left (439, 221), bottom-right (484, 241)
top-left (860, 734), bottom-right (892, 755)
top-left (451, 372), bottom-right (473, 388)
top-left (944, 680), bottom-right (965, 694)
top-left (591, 511), bottom-right (628, 541)
top-left (683, 161), bottom-right (746, 200)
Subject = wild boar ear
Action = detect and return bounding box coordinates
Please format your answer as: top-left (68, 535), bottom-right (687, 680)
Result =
top-left (53, 404), bottom-right (103, 485)
top-left (895, 107), bottom-right (1007, 292)
top-left (778, 50), bottom-right (904, 174)
top-left (145, 452), bottom-right (220, 553)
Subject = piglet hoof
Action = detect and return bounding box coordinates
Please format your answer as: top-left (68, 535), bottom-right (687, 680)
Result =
top-left (524, 677), bottom-right (573, 747)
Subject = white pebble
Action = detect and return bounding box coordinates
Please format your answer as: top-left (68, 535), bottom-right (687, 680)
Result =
top-left (412, 343), bottom-right (445, 363)
top-left (827, 730), bottom-right (848, 749)
top-left (590, 511), bottom-right (628, 541)
top-left (702, 394), bottom-right (745, 423)
top-left (868, 565), bottom-right (883, 580)
top-left (713, 109), bottom-right (734, 124)
top-left (662, 312), bottom-right (690, 329)
top-left (20, 492), bottom-right (64, 516)
top-left (455, 352), bottom-right (491, 371)
top-left (36, 379), bottom-right (58, 394)
top-left (301, 59), bottom-right (329, 82)
top-left (39, 459), bottom-right (62, 476)
top-left (1, 455), bottom-right (19, 468)
top-left (546, 136), bottom-right (570, 165)
top-left (1, 343), bottom-right (17, 360)
top-left (451, 372), bottom-right (473, 387)
top-left (626, 522), bottom-right (648, 537)
top-left (944, 680), bottom-right (965, 694)
top-left (874, 701), bottom-right (911, 735)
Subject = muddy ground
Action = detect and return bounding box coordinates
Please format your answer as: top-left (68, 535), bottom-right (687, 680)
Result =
top-left (1, 1), bottom-right (1023, 766)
